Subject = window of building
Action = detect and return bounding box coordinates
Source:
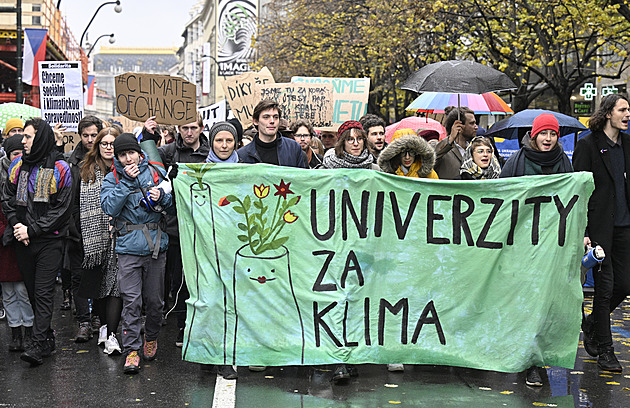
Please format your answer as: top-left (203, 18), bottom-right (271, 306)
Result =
top-left (32, 16), bottom-right (41, 25)
top-left (32, 4), bottom-right (41, 12)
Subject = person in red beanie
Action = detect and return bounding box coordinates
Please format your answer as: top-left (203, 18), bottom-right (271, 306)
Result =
top-left (499, 112), bottom-right (573, 177)
top-left (499, 112), bottom-right (573, 386)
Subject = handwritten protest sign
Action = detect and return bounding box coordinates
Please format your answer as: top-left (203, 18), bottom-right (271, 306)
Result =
top-left (254, 83), bottom-right (334, 128)
top-left (199, 99), bottom-right (227, 132)
top-left (39, 61), bottom-right (84, 132)
top-left (174, 165), bottom-right (593, 372)
top-left (221, 67), bottom-right (274, 128)
top-left (115, 73), bottom-right (196, 126)
top-left (108, 116), bottom-right (144, 133)
top-left (292, 77), bottom-right (370, 131)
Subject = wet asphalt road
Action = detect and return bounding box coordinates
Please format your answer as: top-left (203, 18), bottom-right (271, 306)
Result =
top-left (1, 287), bottom-right (630, 407)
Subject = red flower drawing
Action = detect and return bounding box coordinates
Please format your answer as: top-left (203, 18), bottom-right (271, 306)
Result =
top-left (218, 196), bottom-right (231, 206)
top-left (273, 179), bottom-right (294, 199)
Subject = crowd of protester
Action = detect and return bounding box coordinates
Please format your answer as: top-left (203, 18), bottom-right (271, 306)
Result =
top-left (1, 95), bottom-right (629, 387)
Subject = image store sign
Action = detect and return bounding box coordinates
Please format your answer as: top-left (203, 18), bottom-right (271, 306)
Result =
top-left (38, 61), bottom-right (84, 132)
top-left (217, 0), bottom-right (258, 76)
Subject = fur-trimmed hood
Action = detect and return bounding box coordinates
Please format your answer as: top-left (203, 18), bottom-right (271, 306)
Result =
top-left (378, 135), bottom-right (436, 177)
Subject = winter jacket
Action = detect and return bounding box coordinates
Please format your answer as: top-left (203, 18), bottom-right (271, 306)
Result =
top-left (237, 135), bottom-right (307, 168)
top-left (0, 153), bottom-right (20, 282)
top-left (1, 155), bottom-right (72, 242)
top-left (378, 135), bottom-right (438, 178)
top-left (100, 152), bottom-right (172, 257)
top-left (158, 133), bottom-right (210, 168)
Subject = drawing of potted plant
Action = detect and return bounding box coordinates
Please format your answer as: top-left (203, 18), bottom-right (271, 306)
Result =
top-left (219, 179), bottom-right (306, 365)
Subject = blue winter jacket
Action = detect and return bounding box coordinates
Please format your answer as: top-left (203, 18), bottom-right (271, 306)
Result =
top-left (100, 152), bottom-right (172, 256)
top-left (237, 135), bottom-right (307, 168)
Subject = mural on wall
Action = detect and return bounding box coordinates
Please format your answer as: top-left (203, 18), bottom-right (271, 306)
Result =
top-left (216, 0), bottom-right (258, 76)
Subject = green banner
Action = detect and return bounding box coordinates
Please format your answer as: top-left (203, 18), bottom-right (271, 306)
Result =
top-left (173, 164), bottom-right (594, 373)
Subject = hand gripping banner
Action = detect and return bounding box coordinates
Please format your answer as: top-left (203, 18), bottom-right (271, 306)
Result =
top-left (173, 164), bottom-right (594, 372)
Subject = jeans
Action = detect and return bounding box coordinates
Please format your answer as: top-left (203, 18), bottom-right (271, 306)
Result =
top-left (1, 281), bottom-right (34, 327)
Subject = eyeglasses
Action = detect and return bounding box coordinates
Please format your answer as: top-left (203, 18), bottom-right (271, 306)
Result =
top-left (295, 134), bottom-right (311, 139)
top-left (345, 137), bottom-right (365, 144)
top-left (100, 142), bottom-right (114, 148)
top-left (402, 150), bottom-right (415, 157)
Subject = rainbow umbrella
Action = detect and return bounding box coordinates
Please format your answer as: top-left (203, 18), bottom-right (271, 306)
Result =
top-left (405, 92), bottom-right (513, 115)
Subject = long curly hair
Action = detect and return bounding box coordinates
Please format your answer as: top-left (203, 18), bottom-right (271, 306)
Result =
top-left (590, 94), bottom-right (629, 132)
top-left (80, 127), bottom-right (121, 183)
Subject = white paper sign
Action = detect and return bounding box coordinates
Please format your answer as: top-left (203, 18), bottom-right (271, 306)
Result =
top-left (199, 99), bottom-right (228, 132)
top-left (38, 61), bottom-right (84, 132)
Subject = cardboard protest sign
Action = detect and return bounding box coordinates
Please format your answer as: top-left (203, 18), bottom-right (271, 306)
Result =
top-left (221, 67), bottom-right (274, 129)
top-left (39, 61), bottom-right (84, 132)
top-left (199, 99), bottom-right (227, 133)
top-left (115, 73), bottom-right (197, 126)
top-left (292, 77), bottom-right (370, 131)
top-left (174, 164), bottom-right (594, 372)
top-left (254, 83), bottom-right (334, 128)
top-left (107, 116), bottom-right (144, 134)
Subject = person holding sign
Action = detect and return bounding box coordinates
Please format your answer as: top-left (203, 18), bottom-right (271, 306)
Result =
top-left (291, 120), bottom-right (323, 169)
top-left (500, 113), bottom-right (573, 386)
top-left (322, 120), bottom-right (380, 171)
top-left (457, 136), bottom-right (501, 180)
top-left (1, 118), bottom-right (73, 367)
top-left (237, 99), bottom-right (306, 168)
top-left (378, 129), bottom-right (438, 179)
top-left (573, 94), bottom-right (630, 373)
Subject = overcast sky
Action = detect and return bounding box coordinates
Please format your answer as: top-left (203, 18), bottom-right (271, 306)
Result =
top-left (60, 0), bottom-right (200, 51)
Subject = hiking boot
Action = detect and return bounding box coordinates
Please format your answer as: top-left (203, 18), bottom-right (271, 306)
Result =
top-left (123, 351), bottom-right (141, 374)
top-left (103, 333), bottom-right (122, 355)
top-left (75, 322), bottom-right (92, 343)
top-left (21, 343), bottom-right (43, 367)
top-left (582, 314), bottom-right (599, 357)
top-left (175, 328), bottom-right (184, 348)
top-left (525, 366), bottom-right (543, 386)
top-left (387, 363), bottom-right (404, 372)
top-left (91, 316), bottom-right (101, 334)
top-left (332, 364), bottom-right (350, 384)
top-left (143, 338), bottom-right (157, 361)
top-left (22, 326), bottom-right (33, 350)
top-left (60, 289), bottom-right (72, 310)
top-left (598, 347), bottom-right (623, 372)
top-left (98, 324), bottom-right (108, 346)
top-left (41, 330), bottom-right (56, 357)
top-left (218, 365), bottom-right (238, 379)
top-left (9, 327), bottom-right (23, 352)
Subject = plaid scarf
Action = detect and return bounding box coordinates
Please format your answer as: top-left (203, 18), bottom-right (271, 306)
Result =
top-left (460, 149), bottom-right (501, 180)
top-left (80, 167), bottom-right (111, 268)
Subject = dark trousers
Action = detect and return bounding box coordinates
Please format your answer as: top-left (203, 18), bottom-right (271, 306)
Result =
top-left (15, 238), bottom-right (64, 345)
top-left (66, 240), bottom-right (91, 322)
top-left (593, 226), bottom-right (630, 350)
top-left (168, 242), bottom-right (189, 330)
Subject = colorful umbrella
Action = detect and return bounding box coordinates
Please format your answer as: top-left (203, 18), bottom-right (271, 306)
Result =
top-left (0, 103), bottom-right (41, 130)
top-left (385, 117), bottom-right (447, 143)
top-left (406, 92), bottom-right (513, 115)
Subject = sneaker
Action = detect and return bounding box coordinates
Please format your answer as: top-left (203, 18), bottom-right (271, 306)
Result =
top-left (598, 347), bottom-right (623, 372)
top-left (387, 363), bottom-right (404, 372)
top-left (525, 366), bottom-right (543, 386)
top-left (582, 315), bottom-right (599, 357)
top-left (60, 289), bottom-right (71, 310)
top-left (123, 351), bottom-right (141, 374)
top-left (103, 333), bottom-right (122, 355)
top-left (143, 338), bottom-right (157, 361)
top-left (21, 343), bottom-right (43, 367)
top-left (175, 328), bottom-right (184, 348)
top-left (248, 365), bottom-right (267, 372)
top-left (332, 364), bottom-right (350, 384)
top-left (75, 322), bottom-right (93, 343)
top-left (91, 316), bottom-right (101, 334)
top-left (218, 365), bottom-right (238, 379)
top-left (98, 324), bottom-right (108, 346)
top-left (0, 307), bottom-right (5, 319)
top-left (41, 330), bottom-right (55, 357)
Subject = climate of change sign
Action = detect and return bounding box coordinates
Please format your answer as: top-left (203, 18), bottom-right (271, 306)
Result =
top-left (38, 61), bottom-right (84, 132)
top-left (174, 165), bottom-right (594, 373)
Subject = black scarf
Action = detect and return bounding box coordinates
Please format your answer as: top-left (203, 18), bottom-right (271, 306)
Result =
top-left (522, 144), bottom-right (565, 167)
top-left (22, 122), bottom-right (64, 170)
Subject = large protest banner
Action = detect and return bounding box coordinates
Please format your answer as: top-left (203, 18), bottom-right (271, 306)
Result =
top-left (174, 165), bottom-right (593, 373)
top-left (38, 61), bottom-right (84, 132)
top-left (199, 99), bottom-right (228, 133)
top-left (114, 73), bottom-right (197, 126)
top-left (292, 77), bottom-right (370, 131)
top-left (221, 67), bottom-right (275, 128)
top-left (253, 83), bottom-right (334, 128)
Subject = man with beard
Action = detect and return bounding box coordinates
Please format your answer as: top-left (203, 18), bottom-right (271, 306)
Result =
top-left (360, 114), bottom-right (387, 160)
top-left (434, 106), bottom-right (478, 179)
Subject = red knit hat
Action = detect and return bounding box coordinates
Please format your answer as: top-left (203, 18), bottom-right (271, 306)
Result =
top-left (531, 113), bottom-right (559, 138)
top-left (337, 120), bottom-right (363, 137)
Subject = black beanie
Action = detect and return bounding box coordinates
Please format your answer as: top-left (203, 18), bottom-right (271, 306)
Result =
top-left (114, 133), bottom-right (142, 157)
top-left (209, 122), bottom-right (238, 146)
top-left (2, 134), bottom-right (24, 155)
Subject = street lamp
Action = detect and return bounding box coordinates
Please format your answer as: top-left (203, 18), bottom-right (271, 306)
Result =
top-left (87, 33), bottom-right (115, 57)
top-left (79, 1), bottom-right (122, 49)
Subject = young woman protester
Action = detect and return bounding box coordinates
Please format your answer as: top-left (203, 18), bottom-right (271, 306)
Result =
top-left (500, 113), bottom-right (573, 387)
top-left (205, 121), bottom-right (240, 164)
top-left (458, 136), bottom-right (502, 180)
top-left (78, 126), bottom-right (124, 355)
top-left (322, 120), bottom-right (380, 171)
top-left (291, 120), bottom-right (323, 168)
top-left (378, 128), bottom-right (439, 179)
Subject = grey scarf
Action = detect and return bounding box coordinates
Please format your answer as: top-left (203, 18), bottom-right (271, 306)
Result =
top-left (323, 149), bottom-right (374, 169)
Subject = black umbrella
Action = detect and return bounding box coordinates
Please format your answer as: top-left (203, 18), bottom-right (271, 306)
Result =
top-left (401, 60), bottom-right (517, 94)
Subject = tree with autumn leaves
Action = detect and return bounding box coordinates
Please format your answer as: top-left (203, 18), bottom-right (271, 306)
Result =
top-left (255, 0), bottom-right (630, 116)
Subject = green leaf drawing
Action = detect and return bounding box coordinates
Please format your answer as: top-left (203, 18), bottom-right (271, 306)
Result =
top-left (233, 206), bottom-right (245, 214)
top-left (243, 196), bottom-right (251, 211)
top-left (268, 236), bottom-right (289, 250)
top-left (237, 223), bottom-right (248, 231)
top-left (237, 235), bottom-right (249, 242)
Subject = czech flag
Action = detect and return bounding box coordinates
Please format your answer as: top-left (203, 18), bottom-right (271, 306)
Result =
top-left (22, 28), bottom-right (48, 86)
top-left (86, 75), bottom-right (95, 105)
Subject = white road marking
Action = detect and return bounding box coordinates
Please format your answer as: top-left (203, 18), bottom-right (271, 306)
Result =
top-left (212, 371), bottom-right (237, 408)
